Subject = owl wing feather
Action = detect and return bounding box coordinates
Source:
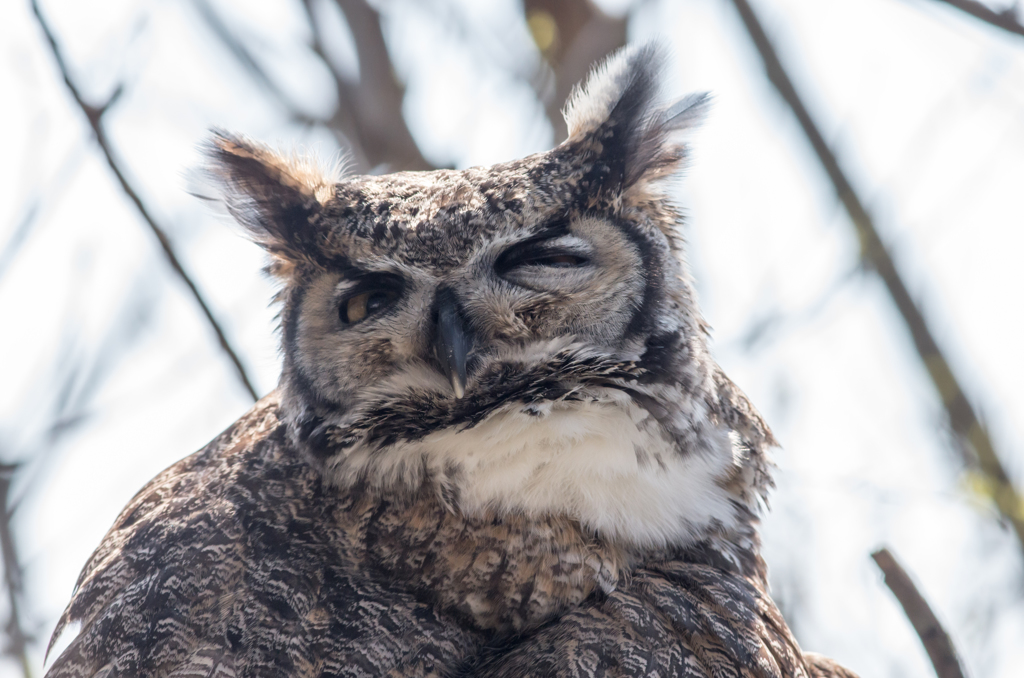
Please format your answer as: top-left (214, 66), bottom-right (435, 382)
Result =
top-left (465, 562), bottom-right (813, 678)
top-left (46, 398), bottom-right (483, 678)
top-left (804, 654), bottom-right (860, 678)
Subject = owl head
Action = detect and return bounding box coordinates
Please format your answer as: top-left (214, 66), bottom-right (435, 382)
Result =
top-left (208, 44), bottom-right (775, 554)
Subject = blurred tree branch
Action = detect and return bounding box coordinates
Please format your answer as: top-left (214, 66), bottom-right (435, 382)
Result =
top-left (729, 0), bottom-right (1024, 553)
top-left (872, 548), bottom-right (967, 678)
top-left (321, 0), bottom-right (432, 171)
top-left (192, 0), bottom-right (316, 125)
top-left (930, 0), bottom-right (1024, 38)
top-left (198, 0), bottom-right (629, 168)
top-left (196, 0), bottom-right (432, 172)
top-left (0, 464), bottom-right (31, 678)
top-left (0, 279), bottom-right (152, 677)
top-left (0, 145), bottom-right (84, 283)
top-left (30, 0), bottom-right (259, 402)
top-left (524, 0), bottom-right (627, 143)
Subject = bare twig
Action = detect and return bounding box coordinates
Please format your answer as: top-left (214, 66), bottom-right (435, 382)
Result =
top-left (0, 463), bottom-right (32, 678)
top-left (192, 0), bottom-right (316, 125)
top-left (299, 0), bottom-right (432, 172)
top-left (0, 204), bottom-right (41, 286)
top-left (872, 548), bottom-right (968, 678)
top-left (30, 0), bottom-right (259, 402)
top-left (0, 143), bottom-right (85, 283)
top-left (929, 0), bottom-right (1024, 38)
top-left (524, 0), bottom-right (628, 143)
top-left (334, 0), bottom-right (432, 171)
top-left (0, 291), bottom-right (153, 678)
top-left (729, 0), bottom-right (1024, 553)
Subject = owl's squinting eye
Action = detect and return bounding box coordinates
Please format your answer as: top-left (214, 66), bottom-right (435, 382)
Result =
top-left (519, 253), bottom-right (588, 267)
top-left (495, 238), bottom-right (590, 278)
top-left (340, 288), bottom-right (400, 324)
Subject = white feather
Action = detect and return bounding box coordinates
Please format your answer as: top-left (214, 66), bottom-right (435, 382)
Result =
top-left (339, 387), bottom-right (744, 550)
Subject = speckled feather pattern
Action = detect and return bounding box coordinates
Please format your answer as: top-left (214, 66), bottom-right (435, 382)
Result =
top-left (49, 397), bottom-right (851, 678)
top-left (47, 44), bottom-right (857, 678)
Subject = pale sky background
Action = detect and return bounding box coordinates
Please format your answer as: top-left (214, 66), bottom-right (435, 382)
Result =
top-left (1, 0), bottom-right (1023, 676)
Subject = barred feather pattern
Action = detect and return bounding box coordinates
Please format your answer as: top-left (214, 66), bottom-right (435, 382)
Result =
top-left (47, 396), bottom-right (855, 678)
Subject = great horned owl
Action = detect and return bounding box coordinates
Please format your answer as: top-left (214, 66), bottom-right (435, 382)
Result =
top-left (46, 44), bottom-right (857, 678)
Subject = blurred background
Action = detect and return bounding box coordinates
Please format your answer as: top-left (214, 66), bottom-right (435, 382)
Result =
top-left (1, 0), bottom-right (1022, 676)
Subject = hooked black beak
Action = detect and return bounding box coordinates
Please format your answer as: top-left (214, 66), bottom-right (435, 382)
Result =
top-left (433, 288), bottom-right (473, 399)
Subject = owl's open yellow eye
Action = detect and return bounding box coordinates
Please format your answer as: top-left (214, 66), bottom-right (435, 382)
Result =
top-left (340, 289), bottom-right (399, 324)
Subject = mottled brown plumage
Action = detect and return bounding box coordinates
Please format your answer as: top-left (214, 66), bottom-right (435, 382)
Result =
top-left (49, 397), bottom-right (851, 678)
top-left (47, 44), bottom-right (858, 677)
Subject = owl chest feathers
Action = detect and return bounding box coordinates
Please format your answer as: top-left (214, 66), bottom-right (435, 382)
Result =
top-left (345, 490), bottom-right (626, 635)
top-left (323, 387), bottom-right (753, 634)
top-left (326, 387), bottom-right (749, 552)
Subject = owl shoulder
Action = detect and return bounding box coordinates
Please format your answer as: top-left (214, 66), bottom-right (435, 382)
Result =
top-left (46, 395), bottom-right (481, 678)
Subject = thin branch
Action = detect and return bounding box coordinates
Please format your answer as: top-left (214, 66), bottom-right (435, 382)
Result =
top-left (319, 0), bottom-right (433, 171)
top-left (297, 0), bottom-right (371, 170)
top-left (872, 548), bottom-right (967, 678)
top-left (729, 0), bottom-right (1024, 553)
top-left (279, 0), bottom-right (435, 171)
top-left (736, 265), bottom-right (858, 353)
top-left (929, 0), bottom-right (1024, 38)
top-left (524, 0), bottom-right (628, 143)
top-left (0, 464), bottom-right (32, 678)
top-left (30, 0), bottom-right (259, 402)
top-left (0, 143), bottom-right (85, 283)
top-left (192, 0), bottom-right (316, 125)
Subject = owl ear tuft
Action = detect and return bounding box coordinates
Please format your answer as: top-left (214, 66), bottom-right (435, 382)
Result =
top-left (562, 43), bottom-right (710, 189)
top-left (206, 132), bottom-right (336, 274)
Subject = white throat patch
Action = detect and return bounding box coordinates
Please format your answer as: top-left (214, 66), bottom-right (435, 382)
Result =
top-left (341, 389), bottom-right (745, 550)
